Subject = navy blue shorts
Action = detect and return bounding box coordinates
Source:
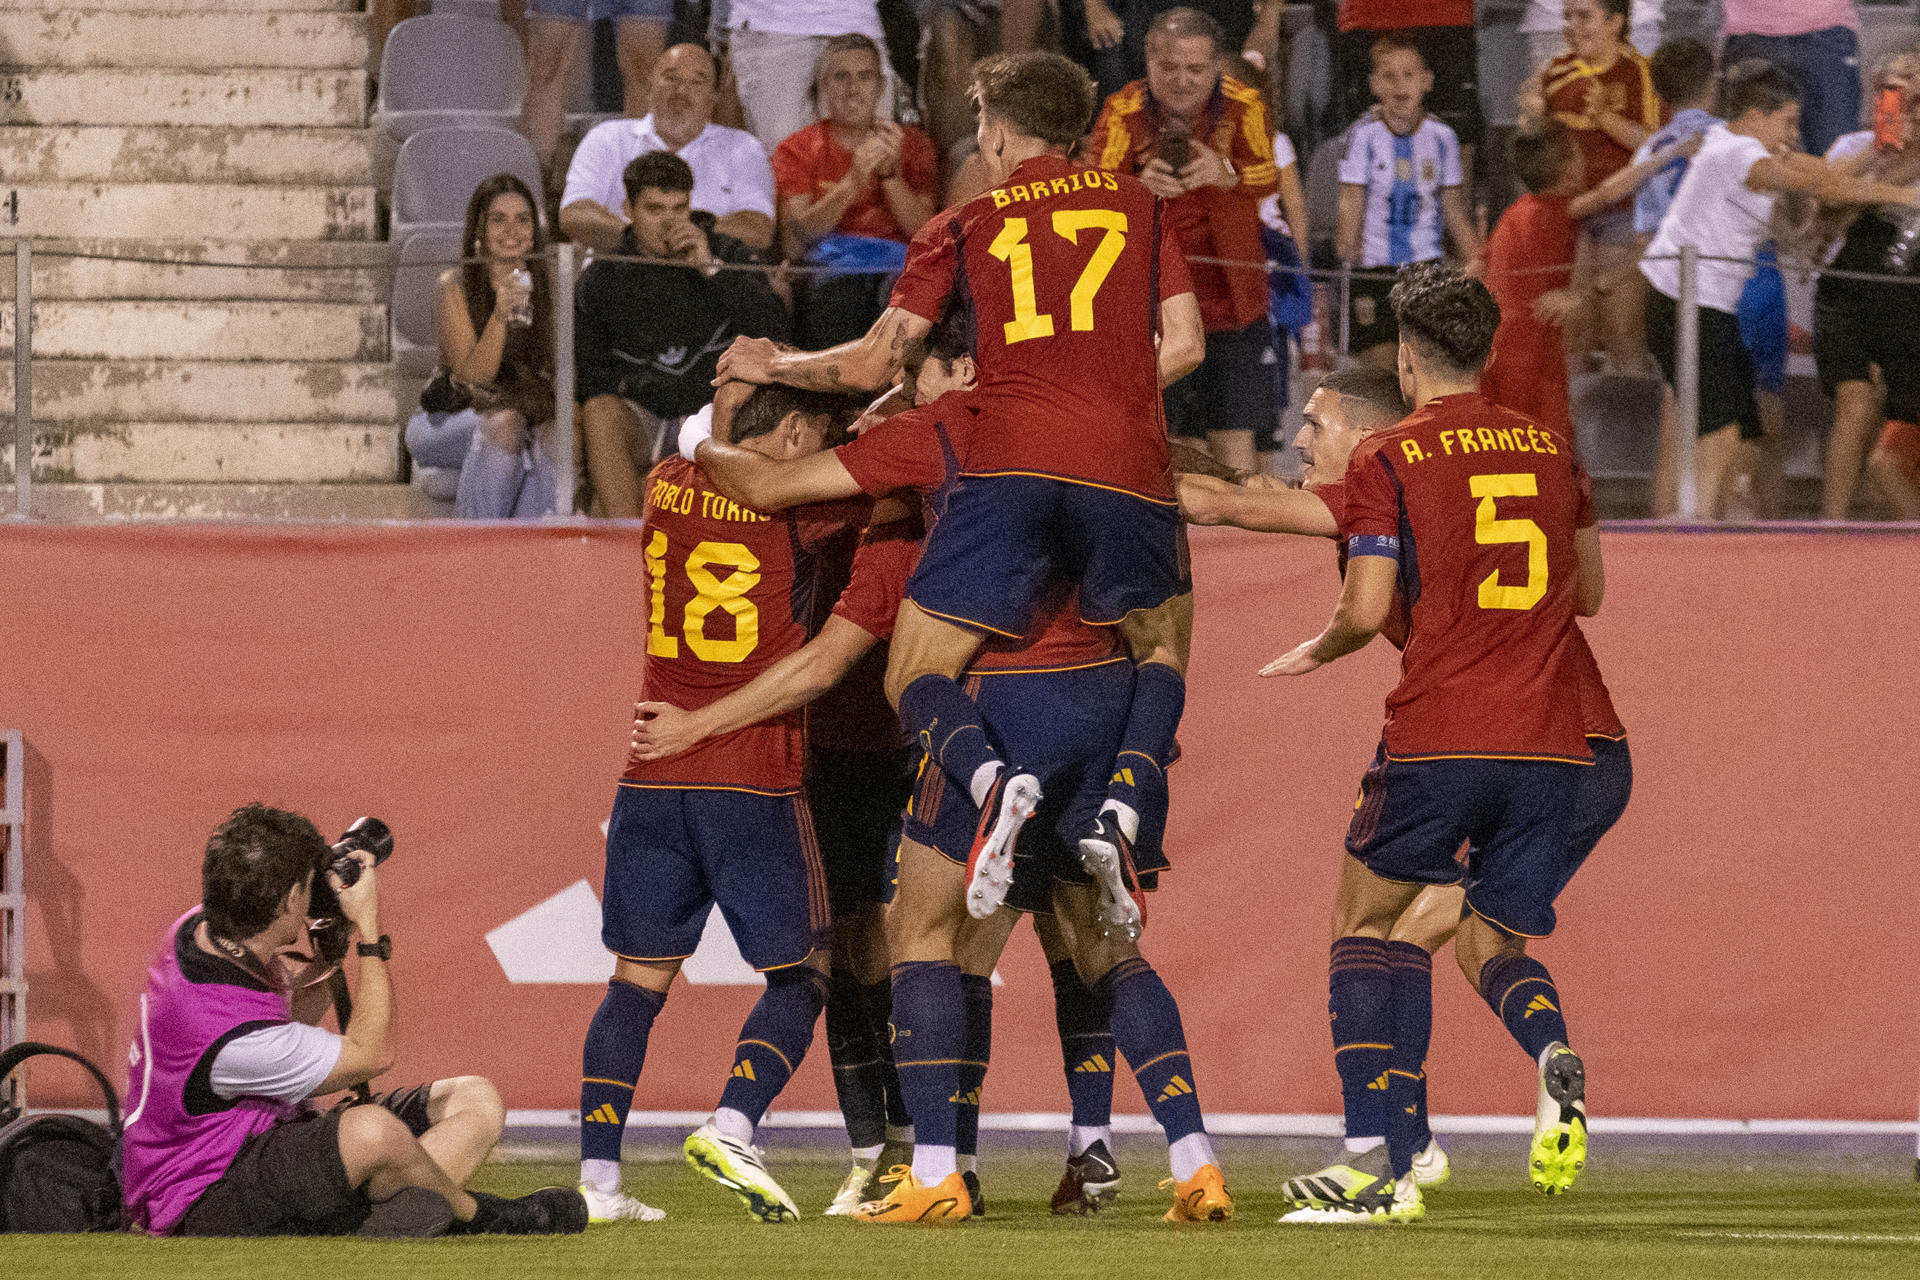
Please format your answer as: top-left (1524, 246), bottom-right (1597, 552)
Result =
top-left (602, 783), bottom-right (828, 971)
top-left (1345, 746), bottom-right (1586, 938)
top-left (898, 659), bottom-right (1167, 908)
top-left (906, 474), bottom-right (1190, 638)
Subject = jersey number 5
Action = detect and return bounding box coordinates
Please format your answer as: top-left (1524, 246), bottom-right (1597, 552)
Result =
top-left (1470, 473), bottom-right (1547, 611)
top-left (987, 210), bottom-right (1128, 345)
top-left (647, 531), bottom-right (761, 662)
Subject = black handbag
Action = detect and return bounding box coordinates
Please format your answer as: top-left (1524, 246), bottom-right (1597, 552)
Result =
top-left (0, 1042), bottom-right (123, 1233)
top-left (419, 369), bottom-right (473, 415)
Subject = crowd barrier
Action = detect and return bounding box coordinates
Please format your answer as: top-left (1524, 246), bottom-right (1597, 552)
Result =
top-left (5, 520), bottom-right (1918, 1119)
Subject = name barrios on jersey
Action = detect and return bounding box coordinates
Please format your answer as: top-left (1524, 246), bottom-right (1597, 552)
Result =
top-left (991, 170), bottom-right (1123, 208)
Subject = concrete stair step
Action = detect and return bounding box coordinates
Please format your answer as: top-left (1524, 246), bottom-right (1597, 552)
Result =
top-left (6, 0), bottom-right (359, 11)
top-left (1, 299), bottom-right (387, 361)
top-left (2, 482), bottom-right (436, 522)
top-left (6, 421), bottom-right (399, 484)
top-left (1, 360), bottom-right (396, 423)
top-left (0, 10), bottom-right (369, 70)
top-left (0, 69), bottom-right (367, 128)
top-left (2, 240), bottom-right (389, 303)
top-left (0, 126), bottom-right (380, 185)
top-left (8, 183), bottom-right (376, 241)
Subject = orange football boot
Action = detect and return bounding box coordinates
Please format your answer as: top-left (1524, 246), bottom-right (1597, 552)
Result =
top-left (1161, 1164), bottom-right (1233, 1222)
top-left (850, 1167), bottom-right (972, 1224)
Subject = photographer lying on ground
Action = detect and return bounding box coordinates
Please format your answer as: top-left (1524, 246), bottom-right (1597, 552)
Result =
top-left (119, 804), bottom-right (585, 1238)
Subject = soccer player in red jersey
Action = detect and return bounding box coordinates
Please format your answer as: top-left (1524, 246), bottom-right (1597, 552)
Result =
top-left (716, 50), bottom-right (1207, 909)
top-left (1260, 264), bottom-right (1606, 1222)
top-left (674, 323), bottom-right (1233, 1224)
top-left (574, 384), bottom-right (872, 1226)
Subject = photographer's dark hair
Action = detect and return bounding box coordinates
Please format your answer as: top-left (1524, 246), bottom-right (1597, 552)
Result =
top-left (1511, 124), bottom-right (1576, 196)
top-left (1650, 37), bottom-right (1716, 107)
top-left (730, 385), bottom-right (864, 448)
top-left (1720, 58), bottom-right (1800, 121)
top-left (202, 804), bottom-right (328, 941)
top-left (970, 51), bottom-right (1097, 148)
top-left (623, 150), bottom-right (696, 202)
top-left (1390, 261), bottom-right (1501, 374)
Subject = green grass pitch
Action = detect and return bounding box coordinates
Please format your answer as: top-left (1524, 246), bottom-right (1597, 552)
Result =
top-left (5, 1136), bottom-right (1917, 1278)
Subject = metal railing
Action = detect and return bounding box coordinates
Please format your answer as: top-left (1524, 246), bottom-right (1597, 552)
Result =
top-left (1, 730), bottom-right (25, 1064)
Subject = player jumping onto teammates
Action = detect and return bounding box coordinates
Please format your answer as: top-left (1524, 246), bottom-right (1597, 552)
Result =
top-left (574, 385), bottom-right (870, 1225)
top-left (1259, 264), bottom-right (1606, 1223)
top-left (715, 50), bottom-right (1207, 927)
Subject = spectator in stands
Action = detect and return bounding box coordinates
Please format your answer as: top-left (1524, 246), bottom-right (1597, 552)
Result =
top-left (1088, 8), bottom-right (1281, 474)
top-left (1641, 60), bottom-right (1920, 519)
top-left (1327, 0), bottom-right (1481, 182)
top-left (1520, 0), bottom-right (1662, 71)
top-left (522, 1), bottom-right (673, 171)
top-left (1061, 0), bottom-right (1260, 106)
top-left (1521, 0), bottom-right (1662, 380)
top-left (1723, 0), bottom-right (1861, 158)
top-left (560, 43), bottom-right (775, 255)
top-left (1335, 33), bottom-right (1480, 369)
top-left (405, 175), bottom-right (562, 519)
top-left (773, 34), bottom-right (938, 348)
top-left (920, 0), bottom-right (1046, 163)
top-left (725, 0), bottom-right (892, 154)
top-left (575, 153), bottom-right (790, 517)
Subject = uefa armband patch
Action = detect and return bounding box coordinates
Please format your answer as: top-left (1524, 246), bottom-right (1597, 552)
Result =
top-left (1347, 534), bottom-right (1401, 559)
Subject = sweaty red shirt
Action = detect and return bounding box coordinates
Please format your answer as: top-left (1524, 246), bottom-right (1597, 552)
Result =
top-left (889, 154), bottom-right (1193, 499)
top-left (1340, 393), bottom-right (1596, 762)
top-left (623, 456), bottom-right (867, 791)
top-left (1482, 192), bottom-right (1577, 437)
top-left (833, 392), bottom-right (1124, 672)
top-left (771, 120), bottom-right (940, 244)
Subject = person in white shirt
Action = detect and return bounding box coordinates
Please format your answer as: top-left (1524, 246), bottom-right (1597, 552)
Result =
top-left (725, 0), bottom-right (893, 154)
top-left (1640, 59), bottom-right (1920, 519)
top-left (560, 43), bottom-right (776, 255)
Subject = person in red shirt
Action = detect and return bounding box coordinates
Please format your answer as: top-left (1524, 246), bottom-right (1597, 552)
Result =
top-left (1087, 7), bottom-right (1282, 475)
top-left (685, 316), bottom-right (1233, 1224)
top-left (1261, 264), bottom-right (1605, 1223)
top-left (717, 52), bottom-right (1208, 1029)
top-left (575, 383), bottom-right (870, 1226)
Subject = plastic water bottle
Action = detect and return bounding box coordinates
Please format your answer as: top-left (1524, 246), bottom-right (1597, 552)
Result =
top-left (506, 266), bottom-right (534, 328)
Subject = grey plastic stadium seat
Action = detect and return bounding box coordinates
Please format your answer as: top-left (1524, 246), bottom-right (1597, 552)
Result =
top-left (392, 229), bottom-right (467, 500)
top-left (375, 15), bottom-right (527, 140)
top-left (391, 124), bottom-right (544, 244)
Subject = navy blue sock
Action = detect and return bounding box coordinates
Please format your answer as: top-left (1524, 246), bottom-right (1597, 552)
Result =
top-left (717, 966), bottom-right (827, 1126)
top-left (955, 974), bottom-right (993, 1158)
top-left (1385, 941), bottom-right (1435, 1158)
top-left (580, 978), bottom-right (666, 1164)
top-left (861, 978), bottom-right (911, 1131)
top-left (1329, 937), bottom-right (1392, 1149)
top-left (1051, 959), bottom-right (1116, 1126)
top-left (1098, 958), bottom-right (1204, 1144)
top-left (826, 968), bottom-right (888, 1150)
top-left (890, 960), bottom-right (965, 1150)
top-left (898, 674), bottom-right (1004, 796)
top-left (1108, 663), bottom-right (1184, 857)
top-left (1478, 952), bottom-right (1570, 1063)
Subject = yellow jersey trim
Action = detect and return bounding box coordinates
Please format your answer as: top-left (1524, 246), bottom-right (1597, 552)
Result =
top-left (1384, 750), bottom-right (1597, 767)
top-left (959, 469), bottom-right (1180, 506)
top-left (967, 655), bottom-right (1131, 677)
top-left (617, 780), bottom-right (803, 797)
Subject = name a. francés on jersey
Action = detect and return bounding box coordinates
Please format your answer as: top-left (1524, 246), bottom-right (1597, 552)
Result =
top-left (1392, 423), bottom-right (1562, 465)
top-left (648, 475), bottom-right (773, 524)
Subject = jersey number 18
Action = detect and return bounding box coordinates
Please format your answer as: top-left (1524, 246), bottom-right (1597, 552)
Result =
top-left (647, 530), bottom-right (761, 662)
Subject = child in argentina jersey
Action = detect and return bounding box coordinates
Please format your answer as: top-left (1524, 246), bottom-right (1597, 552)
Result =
top-left (1339, 113), bottom-right (1463, 268)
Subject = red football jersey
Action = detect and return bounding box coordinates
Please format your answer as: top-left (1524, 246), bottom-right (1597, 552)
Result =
top-left (1482, 193), bottom-right (1576, 438)
top-left (1340, 393), bottom-right (1596, 762)
top-left (833, 394), bottom-right (1124, 672)
top-left (1543, 49), bottom-right (1663, 203)
top-left (623, 456), bottom-right (867, 791)
top-left (889, 154), bottom-right (1193, 498)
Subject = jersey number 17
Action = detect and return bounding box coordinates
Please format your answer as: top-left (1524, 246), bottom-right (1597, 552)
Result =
top-left (988, 210), bottom-right (1128, 345)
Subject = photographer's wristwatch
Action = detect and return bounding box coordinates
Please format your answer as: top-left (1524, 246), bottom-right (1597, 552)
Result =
top-left (357, 935), bottom-right (392, 962)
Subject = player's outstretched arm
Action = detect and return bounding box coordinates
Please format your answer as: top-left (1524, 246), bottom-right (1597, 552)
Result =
top-left (1572, 133), bottom-right (1701, 222)
top-left (715, 309), bottom-right (933, 394)
top-left (695, 438), bottom-right (864, 512)
top-left (1158, 292), bottom-right (1206, 389)
top-left (1259, 553), bottom-right (1395, 676)
top-left (1574, 524), bottom-right (1604, 617)
top-left (629, 616), bottom-right (880, 760)
top-left (1178, 474), bottom-right (1339, 536)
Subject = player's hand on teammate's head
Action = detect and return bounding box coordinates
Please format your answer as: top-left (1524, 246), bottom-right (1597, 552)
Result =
top-left (630, 701), bottom-right (703, 761)
top-left (715, 335), bottom-right (781, 386)
top-left (1259, 641), bottom-right (1325, 677)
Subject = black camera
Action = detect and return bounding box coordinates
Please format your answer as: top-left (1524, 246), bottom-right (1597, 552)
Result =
top-left (307, 817), bottom-right (394, 964)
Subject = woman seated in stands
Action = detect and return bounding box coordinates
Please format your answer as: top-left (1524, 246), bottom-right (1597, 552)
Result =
top-left (405, 174), bottom-right (562, 518)
top-left (770, 33), bottom-right (938, 347)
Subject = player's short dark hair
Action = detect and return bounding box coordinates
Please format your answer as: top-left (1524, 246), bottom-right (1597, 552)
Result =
top-left (1389, 261), bottom-right (1501, 375)
top-left (1370, 32), bottom-right (1425, 70)
top-left (623, 150), bottom-right (695, 202)
top-left (1511, 124), bottom-right (1577, 195)
top-left (1719, 58), bottom-right (1800, 121)
top-left (1145, 6), bottom-right (1225, 55)
top-left (970, 51), bottom-right (1097, 148)
top-left (730, 385), bottom-right (864, 447)
top-left (1650, 37), bottom-right (1716, 107)
top-left (203, 803), bottom-right (327, 942)
top-left (1317, 364), bottom-right (1409, 428)
top-left (908, 306), bottom-right (974, 375)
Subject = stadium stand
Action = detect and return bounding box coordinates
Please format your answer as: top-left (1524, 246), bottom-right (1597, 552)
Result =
top-left (390, 125), bottom-right (545, 242)
top-left (374, 13), bottom-right (528, 140)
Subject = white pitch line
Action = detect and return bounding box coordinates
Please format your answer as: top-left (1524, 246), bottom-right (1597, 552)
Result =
top-left (1674, 1231), bottom-right (1920, 1244)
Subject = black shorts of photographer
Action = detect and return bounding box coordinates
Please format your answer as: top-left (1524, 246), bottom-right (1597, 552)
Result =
top-left (120, 805), bottom-right (589, 1239)
top-left (1164, 319), bottom-right (1283, 473)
